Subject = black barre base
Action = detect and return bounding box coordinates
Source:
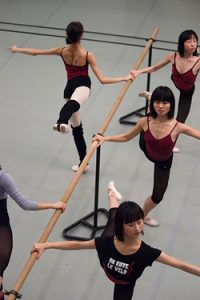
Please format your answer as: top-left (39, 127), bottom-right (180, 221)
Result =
top-left (62, 208), bottom-right (109, 241)
top-left (119, 105), bottom-right (146, 125)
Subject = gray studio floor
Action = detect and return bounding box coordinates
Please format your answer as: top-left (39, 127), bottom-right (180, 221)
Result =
top-left (0, 0), bottom-right (200, 299)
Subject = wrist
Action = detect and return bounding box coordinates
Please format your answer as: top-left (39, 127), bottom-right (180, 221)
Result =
top-left (97, 132), bottom-right (104, 137)
top-left (45, 242), bottom-right (50, 250)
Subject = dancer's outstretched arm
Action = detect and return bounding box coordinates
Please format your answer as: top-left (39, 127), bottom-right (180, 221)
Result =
top-left (92, 117), bottom-right (145, 146)
top-left (177, 122), bottom-right (200, 140)
top-left (33, 240), bottom-right (96, 259)
top-left (157, 252), bottom-right (200, 276)
top-left (131, 52), bottom-right (173, 78)
top-left (88, 52), bottom-right (132, 84)
top-left (9, 45), bottom-right (62, 56)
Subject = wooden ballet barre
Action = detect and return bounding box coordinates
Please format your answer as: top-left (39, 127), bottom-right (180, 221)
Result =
top-left (7, 26), bottom-right (159, 300)
top-left (97, 30), bottom-right (159, 135)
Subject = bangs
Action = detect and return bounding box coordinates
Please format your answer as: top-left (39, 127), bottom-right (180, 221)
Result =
top-left (123, 210), bottom-right (143, 224)
top-left (152, 90), bottom-right (172, 103)
top-left (183, 31), bottom-right (198, 42)
top-left (150, 86), bottom-right (175, 119)
top-left (115, 201), bottom-right (144, 242)
top-left (116, 202), bottom-right (144, 224)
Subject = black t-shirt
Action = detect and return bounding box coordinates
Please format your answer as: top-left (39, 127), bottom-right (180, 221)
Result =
top-left (95, 236), bottom-right (161, 286)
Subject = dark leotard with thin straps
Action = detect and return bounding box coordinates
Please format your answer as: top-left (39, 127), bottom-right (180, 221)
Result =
top-left (143, 117), bottom-right (178, 162)
top-left (61, 48), bottom-right (89, 80)
top-left (171, 52), bottom-right (200, 91)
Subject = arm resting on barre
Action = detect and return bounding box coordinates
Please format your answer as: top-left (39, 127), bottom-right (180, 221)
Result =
top-left (92, 117), bottom-right (145, 146)
top-left (32, 240), bottom-right (96, 259)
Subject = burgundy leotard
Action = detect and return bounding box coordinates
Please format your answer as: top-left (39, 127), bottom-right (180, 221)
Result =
top-left (171, 52), bottom-right (200, 91)
top-left (144, 117), bottom-right (178, 161)
top-left (61, 48), bottom-right (89, 80)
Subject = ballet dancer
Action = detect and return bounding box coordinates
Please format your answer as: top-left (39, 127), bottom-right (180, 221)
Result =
top-left (93, 85), bottom-right (200, 226)
top-left (33, 181), bottom-right (200, 300)
top-left (0, 165), bottom-right (65, 300)
top-left (131, 29), bottom-right (200, 152)
top-left (9, 21), bottom-right (132, 172)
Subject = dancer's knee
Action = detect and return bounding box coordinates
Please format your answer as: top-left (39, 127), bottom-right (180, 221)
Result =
top-left (69, 99), bottom-right (80, 112)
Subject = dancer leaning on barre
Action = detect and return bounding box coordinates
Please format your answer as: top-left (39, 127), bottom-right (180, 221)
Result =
top-left (131, 29), bottom-right (200, 153)
top-left (0, 165), bottom-right (65, 300)
top-left (93, 85), bottom-right (200, 227)
top-left (33, 181), bottom-right (200, 300)
top-left (9, 21), bottom-right (132, 172)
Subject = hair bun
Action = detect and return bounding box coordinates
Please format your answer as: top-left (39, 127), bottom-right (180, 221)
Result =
top-left (66, 37), bottom-right (73, 44)
top-left (65, 21), bottom-right (84, 44)
top-left (66, 32), bottom-right (79, 44)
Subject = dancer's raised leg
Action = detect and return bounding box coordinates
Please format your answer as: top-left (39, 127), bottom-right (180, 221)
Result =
top-left (101, 181), bottom-right (123, 237)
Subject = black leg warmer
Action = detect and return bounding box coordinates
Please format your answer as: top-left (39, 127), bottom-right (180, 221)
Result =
top-left (71, 123), bottom-right (87, 163)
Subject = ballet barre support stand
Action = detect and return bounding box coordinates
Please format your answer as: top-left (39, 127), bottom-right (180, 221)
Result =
top-left (119, 42), bottom-right (153, 125)
top-left (62, 146), bottom-right (108, 241)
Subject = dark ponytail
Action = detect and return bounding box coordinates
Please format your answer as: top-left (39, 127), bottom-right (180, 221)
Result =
top-left (66, 21), bottom-right (84, 44)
